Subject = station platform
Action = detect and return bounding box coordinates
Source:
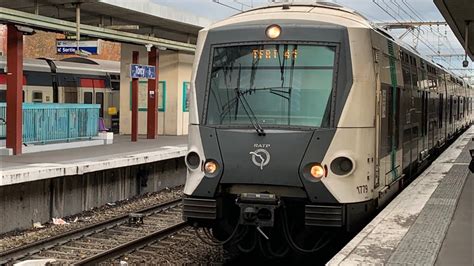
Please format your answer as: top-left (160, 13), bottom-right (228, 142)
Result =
top-left (0, 135), bottom-right (187, 187)
top-left (329, 126), bottom-right (473, 265)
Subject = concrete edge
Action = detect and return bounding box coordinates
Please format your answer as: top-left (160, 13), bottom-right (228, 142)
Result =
top-left (0, 146), bottom-right (187, 187)
top-left (327, 126), bottom-right (473, 265)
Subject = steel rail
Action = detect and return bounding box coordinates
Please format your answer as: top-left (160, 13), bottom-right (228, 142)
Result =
top-left (0, 198), bottom-right (182, 264)
top-left (74, 221), bottom-right (188, 265)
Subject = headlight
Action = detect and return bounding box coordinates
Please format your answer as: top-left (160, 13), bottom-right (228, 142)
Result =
top-left (303, 163), bottom-right (326, 182)
top-left (330, 156), bottom-right (354, 176)
top-left (266, 24), bottom-right (281, 39)
top-left (185, 151), bottom-right (200, 170)
top-left (310, 164), bottom-right (325, 179)
top-left (204, 160), bottom-right (219, 175)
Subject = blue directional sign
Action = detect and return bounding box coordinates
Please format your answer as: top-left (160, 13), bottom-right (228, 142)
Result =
top-left (56, 40), bottom-right (99, 55)
top-left (130, 64), bottom-right (156, 79)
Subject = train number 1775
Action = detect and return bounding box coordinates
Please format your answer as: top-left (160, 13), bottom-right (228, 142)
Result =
top-left (356, 185), bottom-right (368, 194)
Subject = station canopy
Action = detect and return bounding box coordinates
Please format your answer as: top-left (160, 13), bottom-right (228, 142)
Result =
top-left (434, 0), bottom-right (474, 60)
top-left (0, 0), bottom-right (214, 52)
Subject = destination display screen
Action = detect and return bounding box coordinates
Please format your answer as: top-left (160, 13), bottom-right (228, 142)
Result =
top-left (252, 48), bottom-right (298, 60)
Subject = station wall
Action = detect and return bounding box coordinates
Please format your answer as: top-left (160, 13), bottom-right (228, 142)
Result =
top-left (120, 44), bottom-right (192, 136)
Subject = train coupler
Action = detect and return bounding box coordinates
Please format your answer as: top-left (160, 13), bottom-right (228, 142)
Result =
top-left (236, 193), bottom-right (280, 227)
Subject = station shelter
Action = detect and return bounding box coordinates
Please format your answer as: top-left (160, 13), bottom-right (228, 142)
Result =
top-left (0, 0), bottom-right (213, 154)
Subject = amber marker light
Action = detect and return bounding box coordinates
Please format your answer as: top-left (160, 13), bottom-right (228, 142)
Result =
top-left (204, 160), bottom-right (218, 175)
top-left (266, 25), bottom-right (282, 39)
top-left (310, 164), bottom-right (325, 179)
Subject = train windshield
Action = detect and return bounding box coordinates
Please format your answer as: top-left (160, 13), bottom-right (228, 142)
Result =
top-left (206, 44), bottom-right (336, 128)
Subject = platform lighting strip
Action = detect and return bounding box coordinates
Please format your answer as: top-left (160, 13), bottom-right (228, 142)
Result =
top-left (0, 7), bottom-right (196, 53)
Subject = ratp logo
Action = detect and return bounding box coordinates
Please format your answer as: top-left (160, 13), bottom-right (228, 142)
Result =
top-left (250, 148), bottom-right (270, 170)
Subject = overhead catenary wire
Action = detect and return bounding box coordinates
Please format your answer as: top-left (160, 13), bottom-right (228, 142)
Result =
top-left (370, 0), bottom-right (471, 77)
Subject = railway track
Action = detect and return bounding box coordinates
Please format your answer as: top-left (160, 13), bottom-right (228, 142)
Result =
top-left (0, 198), bottom-right (187, 265)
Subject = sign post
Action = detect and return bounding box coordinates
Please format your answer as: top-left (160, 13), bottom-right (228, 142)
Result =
top-left (6, 24), bottom-right (23, 155)
top-left (131, 51), bottom-right (139, 142)
top-left (129, 52), bottom-right (159, 142)
top-left (147, 47), bottom-right (159, 139)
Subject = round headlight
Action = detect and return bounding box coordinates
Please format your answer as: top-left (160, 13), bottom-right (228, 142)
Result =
top-left (185, 151), bottom-right (200, 170)
top-left (204, 160), bottom-right (219, 175)
top-left (330, 157), bottom-right (354, 176)
top-left (266, 24), bottom-right (281, 39)
top-left (310, 164), bottom-right (325, 179)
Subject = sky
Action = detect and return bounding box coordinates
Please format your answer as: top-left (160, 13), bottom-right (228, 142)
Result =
top-left (153, 0), bottom-right (472, 79)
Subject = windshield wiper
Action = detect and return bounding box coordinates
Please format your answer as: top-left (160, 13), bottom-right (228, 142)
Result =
top-left (234, 87), bottom-right (266, 136)
top-left (235, 65), bottom-right (265, 136)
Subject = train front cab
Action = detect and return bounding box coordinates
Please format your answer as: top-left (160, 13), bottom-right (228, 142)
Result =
top-left (182, 6), bottom-right (383, 236)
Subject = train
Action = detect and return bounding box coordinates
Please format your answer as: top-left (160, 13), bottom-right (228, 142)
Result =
top-left (182, 2), bottom-right (473, 256)
top-left (0, 56), bottom-right (120, 128)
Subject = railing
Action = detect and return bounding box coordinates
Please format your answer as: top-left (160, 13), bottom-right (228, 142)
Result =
top-left (0, 103), bottom-right (100, 144)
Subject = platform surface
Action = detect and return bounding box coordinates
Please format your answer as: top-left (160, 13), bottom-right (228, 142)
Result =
top-left (328, 126), bottom-right (474, 265)
top-left (0, 135), bottom-right (187, 186)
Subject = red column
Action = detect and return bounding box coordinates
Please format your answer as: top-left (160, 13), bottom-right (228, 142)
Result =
top-left (6, 24), bottom-right (23, 155)
top-left (147, 47), bottom-right (158, 139)
top-left (131, 51), bottom-right (139, 142)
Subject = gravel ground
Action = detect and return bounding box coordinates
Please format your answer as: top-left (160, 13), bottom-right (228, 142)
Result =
top-left (0, 186), bottom-right (183, 253)
top-left (111, 228), bottom-right (227, 265)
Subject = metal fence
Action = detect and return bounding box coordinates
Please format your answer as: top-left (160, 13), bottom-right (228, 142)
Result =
top-left (0, 103), bottom-right (100, 144)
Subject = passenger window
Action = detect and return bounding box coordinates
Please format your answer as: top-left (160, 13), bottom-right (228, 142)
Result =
top-left (0, 90), bottom-right (5, 102)
top-left (84, 92), bottom-right (93, 104)
top-left (32, 92), bottom-right (43, 103)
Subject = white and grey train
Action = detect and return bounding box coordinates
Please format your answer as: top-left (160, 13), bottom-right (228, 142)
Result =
top-left (0, 56), bottom-right (120, 128)
top-left (182, 2), bottom-right (473, 254)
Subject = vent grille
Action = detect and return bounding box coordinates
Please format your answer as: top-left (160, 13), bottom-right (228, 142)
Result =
top-left (305, 204), bottom-right (344, 227)
top-left (183, 198), bottom-right (217, 220)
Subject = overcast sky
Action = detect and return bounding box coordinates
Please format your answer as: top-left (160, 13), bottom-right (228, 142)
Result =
top-left (153, 0), bottom-right (472, 77)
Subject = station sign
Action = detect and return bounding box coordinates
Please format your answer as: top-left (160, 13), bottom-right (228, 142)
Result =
top-left (130, 64), bottom-right (156, 80)
top-left (56, 39), bottom-right (100, 55)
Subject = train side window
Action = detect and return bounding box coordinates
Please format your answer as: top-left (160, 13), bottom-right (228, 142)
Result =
top-left (412, 126), bottom-right (419, 137)
top-left (0, 90), bottom-right (5, 102)
top-left (402, 67), bottom-right (411, 89)
top-left (32, 91), bottom-right (43, 103)
top-left (439, 94), bottom-right (443, 128)
top-left (84, 92), bottom-right (93, 104)
top-left (96, 92), bottom-right (104, 118)
top-left (457, 96), bottom-right (460, 120)
top-left (449, 95), bottom-right (453, 124)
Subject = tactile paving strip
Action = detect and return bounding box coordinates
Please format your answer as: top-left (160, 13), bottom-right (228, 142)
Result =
top-left (387, 144), bottom-right (471, 265)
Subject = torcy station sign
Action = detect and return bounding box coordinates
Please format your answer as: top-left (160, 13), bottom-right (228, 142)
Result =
top-left (130, 64), bottom-right (156, 79)
top-left (56, 39), bottom-right (100, 55)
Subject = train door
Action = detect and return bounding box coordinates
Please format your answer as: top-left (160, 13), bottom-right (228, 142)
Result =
top-left (380, 83), bottom-right (401, 185)
top-left (80, 78), bottom-right (107, 119)
top-left (401, 86), bottom-right (412, 175)
top-left (400, 60), bottom-right (414, 175)
top-left (83, 91), bottom-right (93, 104)
top-left (63, 84), bottom-right (78, 103)
top-left (96, 92), bottom-right (104, 118)
top-left (428, 92), bottom-right (435, 150)
top-left (438, 93), bottom-right (444, 146)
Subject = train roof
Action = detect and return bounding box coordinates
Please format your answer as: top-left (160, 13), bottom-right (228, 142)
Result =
top-left (207, 1), bottom-right (371, 30)
top-left (206, 2), bottom-right (469, 87)
top-left (0, 56), bottom-right (51, 72)
top-left (61, 57), bottom-right (120, 75)
top-left (0, 56), bottom-right (119, 77)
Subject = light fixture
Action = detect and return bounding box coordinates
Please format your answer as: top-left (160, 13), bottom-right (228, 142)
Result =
top-left (266, 25), bottom-right (282, 39)
top-left (204, 160), bottom-right (219, 175)
top-left (310, 164), bottom-right (325, 179)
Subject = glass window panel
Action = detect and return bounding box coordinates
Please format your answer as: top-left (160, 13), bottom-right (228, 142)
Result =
top-left (207, 44), bottom-right (336, 128)
top-left (84, 92), bottom-right (93, 104)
